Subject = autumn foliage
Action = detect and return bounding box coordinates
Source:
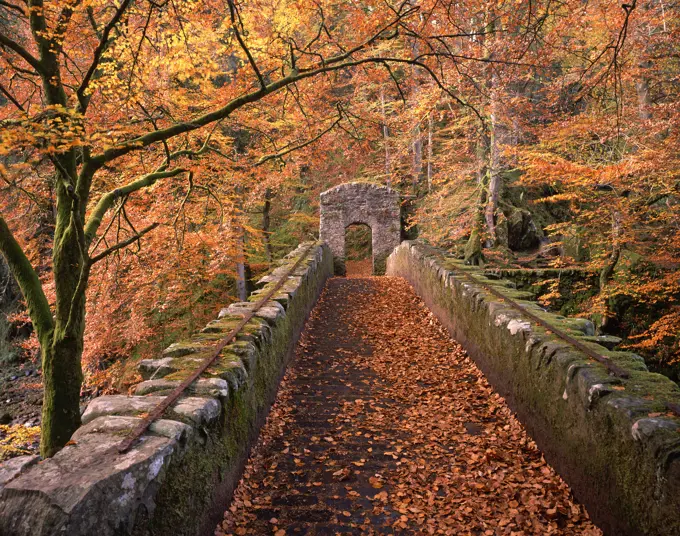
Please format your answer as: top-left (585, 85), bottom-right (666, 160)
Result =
top-left (0, 0), bottom-right (679, 456)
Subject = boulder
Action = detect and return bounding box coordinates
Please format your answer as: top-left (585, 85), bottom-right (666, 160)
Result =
top-left (507, 209), bottom-right (540, 251)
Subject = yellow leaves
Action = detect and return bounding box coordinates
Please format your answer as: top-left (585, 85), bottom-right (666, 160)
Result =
top-left (0, 105), bottom-right (88, 158)
top-left (0, 425), bottom-right (40, 462)
top-left (537, 278), bottom-right (562, 308)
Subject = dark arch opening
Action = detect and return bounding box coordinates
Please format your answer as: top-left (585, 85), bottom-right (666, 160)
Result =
top-left (345, 223), bottom-right (373, 277)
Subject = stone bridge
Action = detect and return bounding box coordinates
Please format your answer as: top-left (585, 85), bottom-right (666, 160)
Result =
top-left (2, 187), bottom-right (680, 536)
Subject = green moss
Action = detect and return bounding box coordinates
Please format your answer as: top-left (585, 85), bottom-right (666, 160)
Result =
top-left (131, 244), bottom-right (334, 536)
top-left (389, 242), bottom-right (680, 536)
top-left (163, 340), bottom-right (211, 357)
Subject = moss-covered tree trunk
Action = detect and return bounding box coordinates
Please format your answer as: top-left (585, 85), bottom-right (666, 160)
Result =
top-left (40, 203), bottom-right (88, 456)
top-left (2, 0), bottom-right (459, 458)
top-left (464, 214), bottom-right (485, 265)
top-left (40, 333), bottom-right (84, 456)
top-left (37, 163), bottom-right (89, 456)
top-left (465, 174), bottom-right (488, 266)
top-left (465, 122), bottom-right (491, 266)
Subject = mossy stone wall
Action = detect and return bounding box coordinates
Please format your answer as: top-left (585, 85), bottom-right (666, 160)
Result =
top-left (387, 241), bottom-right (680, 536)
top-left (0, 242), bottom-right (333, 536)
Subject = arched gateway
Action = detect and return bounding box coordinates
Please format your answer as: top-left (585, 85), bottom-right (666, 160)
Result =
top-left (319, 182), bottom-right (401, 275)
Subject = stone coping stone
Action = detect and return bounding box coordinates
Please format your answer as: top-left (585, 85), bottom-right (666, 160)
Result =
top-left (81, 395), bottom-right (222, 428)
top-left (72, 415), bottom-right (192, 443)
top-left (133, 377), bottom-right (229, 398)
top-left (1, 432), bottom-right (175, 536)
top-left (0, 456), bottom-right (39, 487)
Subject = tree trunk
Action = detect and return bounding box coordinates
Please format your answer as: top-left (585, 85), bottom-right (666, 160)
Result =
top-left (427, 113), bottom-right (434, 193)
top-left (634, 0), bottom-right (654, 121)
top-left (40, 333), bottom-right (84, 457)
top-left (484, 147), bottom-right (501, 246)
top-left (412, 124), bottom-right (423, 193)
top-left (599, 211), bottom-right (622, 331)
top-left (636, 60), bottom-right (653, 120)
top-left (44, 175), bottom-right (88, 456)
top-left (410, 34), bottom-right (423, 194)
top-left (262, 188), bottom-right (273, 266)
top-left (380, 88), bottom-right (391, 187)
top-left (236, 224), bottom-right (248, 301)
top-left (465, 144), bottom-right (489, 265)
top-left (464, 205), bottom-right (485, 265)
top-left (484, 63), bottom-right (503, 245)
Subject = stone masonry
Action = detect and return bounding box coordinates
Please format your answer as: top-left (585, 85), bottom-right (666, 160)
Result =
top-left (0, 242), bottom-right (333, 536)
top-left (319, 182), bottom-right (401, 275)
top-left (387, 241), bottom-right (680, 536)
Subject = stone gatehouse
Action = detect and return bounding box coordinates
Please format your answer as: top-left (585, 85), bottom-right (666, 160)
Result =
top-left (319, 182), bottom-right (401, 275)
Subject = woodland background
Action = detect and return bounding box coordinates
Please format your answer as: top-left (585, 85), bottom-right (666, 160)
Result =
top-left (0, 0), bottom-right (678, 456)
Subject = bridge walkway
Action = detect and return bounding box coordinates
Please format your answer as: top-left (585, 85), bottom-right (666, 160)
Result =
top-left (216, 274), bottom-right (601, 536)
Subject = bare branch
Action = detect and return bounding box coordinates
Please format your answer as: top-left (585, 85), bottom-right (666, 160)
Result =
top-left (90, 222), bottom-right (159, 264)
top-left (172, 171), bottom-right (194, 228)
top-left (81, 9), bottom-right (489, 171)
top-left (0, 82), bottom-right (24, 110)
top-left (0, 32), bottom-right (44, 74)
top-left (84, 168), bottom-right (186, 245)
top-left (227, 0), bottom-right (266, 89)
top-left (257, 109), bottom-right (344, 166)
top-left (0, 0), bottom-right (26, 17)
top-left (382, 62), bottom-right (406, 104)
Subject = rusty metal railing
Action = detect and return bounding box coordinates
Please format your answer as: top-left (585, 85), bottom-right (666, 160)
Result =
top-left (452, 266), bottom-right (630, 378)
top-left (116, 242), bottom-right (317, 453)
top-left (447, 262), bottom-right (680, 417)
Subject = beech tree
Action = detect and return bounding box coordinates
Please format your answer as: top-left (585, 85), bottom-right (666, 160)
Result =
top-left (0, 0), bottom-right (510, 456)
top-left (405, 0), bottom-right (679, 366)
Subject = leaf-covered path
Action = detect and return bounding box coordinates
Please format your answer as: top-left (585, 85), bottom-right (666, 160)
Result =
top-left (216, 276), bottom-right (602, 536)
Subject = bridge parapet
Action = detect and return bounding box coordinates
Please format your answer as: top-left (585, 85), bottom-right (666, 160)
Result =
top-left (387, 241), bottom-right (680, 536)
top-left (0, 242), bottom-right (333, 536)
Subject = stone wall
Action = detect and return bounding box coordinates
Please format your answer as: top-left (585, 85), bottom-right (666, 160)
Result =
top-left (319, 182), bottom-right (400, 275)
top-left (387, 241), bottom-right (680, 536)
top-left (0, 242), bottom-right (333, 536)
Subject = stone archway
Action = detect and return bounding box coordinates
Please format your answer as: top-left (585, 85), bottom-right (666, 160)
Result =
top-left (319, 182), bottom-right (401, 275)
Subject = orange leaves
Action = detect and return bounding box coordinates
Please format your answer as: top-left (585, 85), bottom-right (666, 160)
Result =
top-left (368, 475), bottom-right (384, 489)
top-left (216, 276), bottom-right (601, 535)
top-left (628, 308), bottom-right (680, 364)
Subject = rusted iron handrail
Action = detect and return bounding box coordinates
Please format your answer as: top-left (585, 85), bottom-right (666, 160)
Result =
top-left (453, 265), bottom-right (680, 417)
top-left (117, 242), bottom-right (317, 453)
top-left (452, 265), bottom-right (630, 378)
